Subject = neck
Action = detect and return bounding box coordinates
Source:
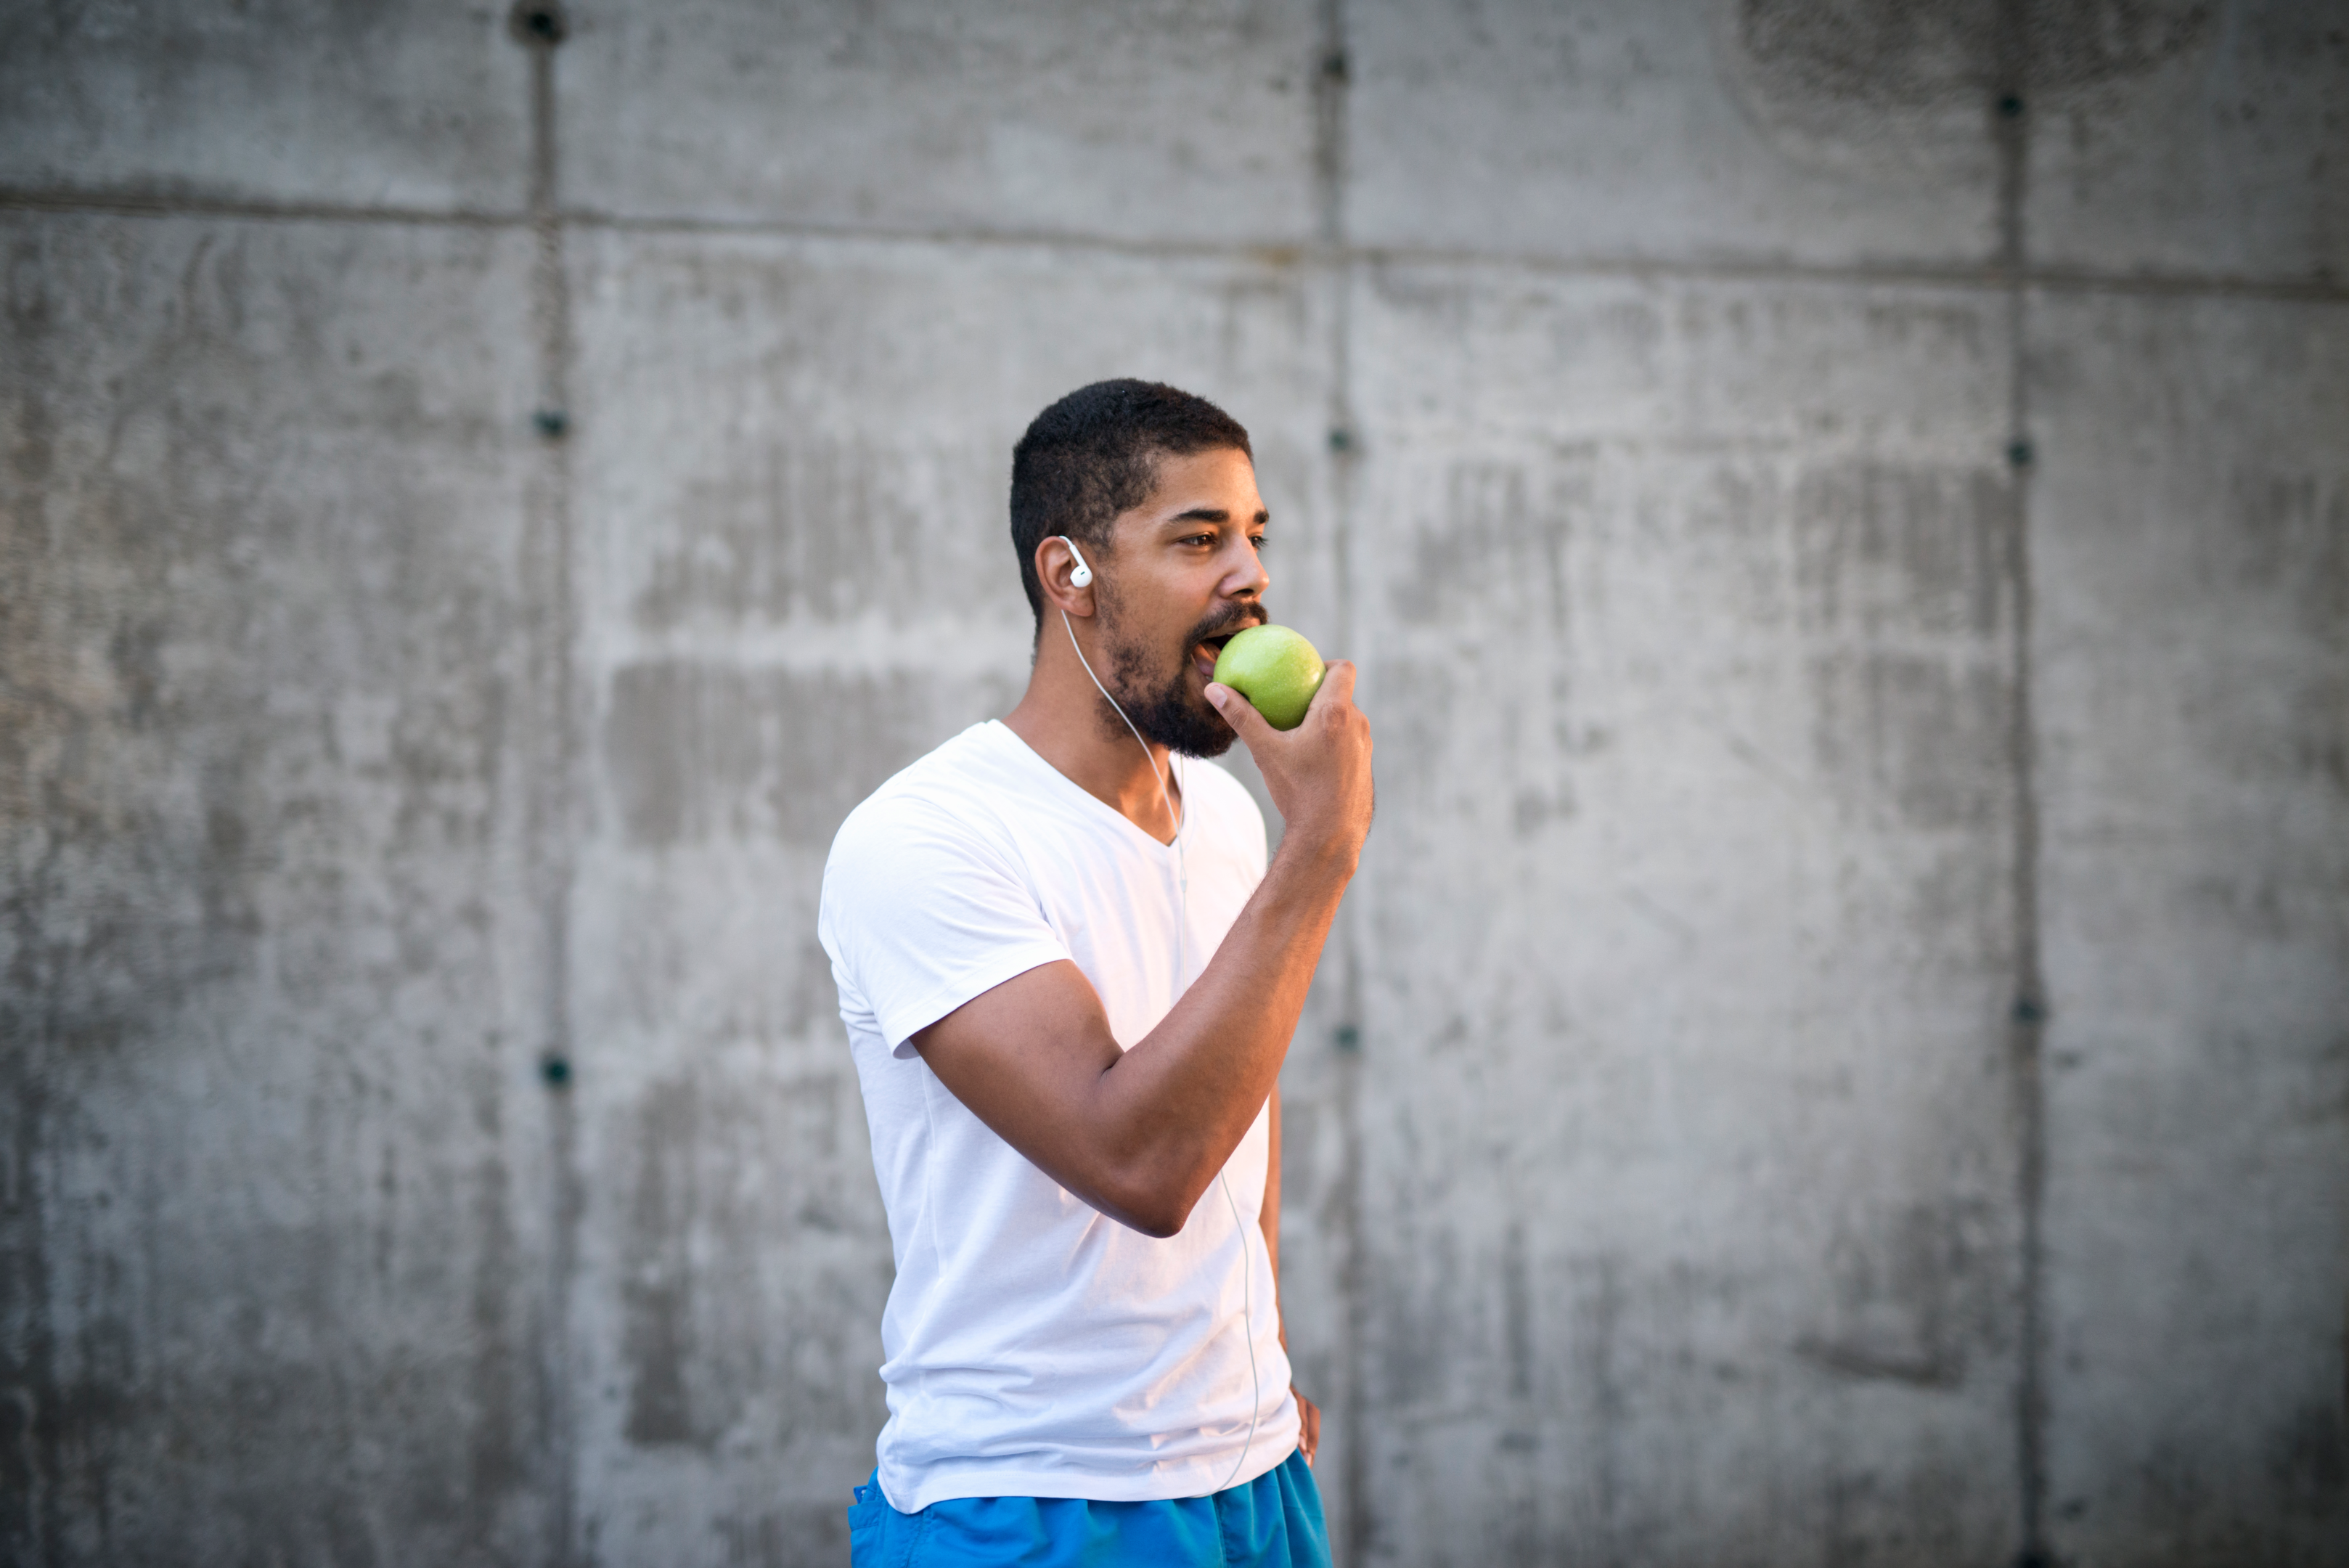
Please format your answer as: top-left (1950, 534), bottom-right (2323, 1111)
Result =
top-left (1002, 613), bottom-right (1181, 845)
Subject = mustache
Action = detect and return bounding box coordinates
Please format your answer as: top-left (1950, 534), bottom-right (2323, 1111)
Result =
top-left (1186, 605), bottom-right (1268, 645)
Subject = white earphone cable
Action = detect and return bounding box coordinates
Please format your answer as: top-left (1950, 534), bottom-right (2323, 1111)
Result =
top-left (1215, 1163), bottom-right (1264, 1491)
top-left (1061, 605), bottom-right (1180, 842)
top-left (1058, 595), bottom-right (1260, 1495)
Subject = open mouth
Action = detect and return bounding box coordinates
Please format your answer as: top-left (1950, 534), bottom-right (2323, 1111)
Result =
top-left (1192, 631), bottom-right (1240, 679)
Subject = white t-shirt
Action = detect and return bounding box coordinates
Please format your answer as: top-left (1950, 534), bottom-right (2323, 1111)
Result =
top-left (819, 719), bottom-right (1298, 1511)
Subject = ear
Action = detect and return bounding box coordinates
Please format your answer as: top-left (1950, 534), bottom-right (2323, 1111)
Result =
top-left (1035, 536), bottom-right (1098, 618)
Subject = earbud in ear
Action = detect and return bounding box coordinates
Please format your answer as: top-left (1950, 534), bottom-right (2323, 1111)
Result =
top-left (1059, 536), bottom-right (1094, 589)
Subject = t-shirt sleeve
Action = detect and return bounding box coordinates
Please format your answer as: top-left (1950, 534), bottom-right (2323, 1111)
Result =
top-left (820, 792), bottom-right (1071, 1060)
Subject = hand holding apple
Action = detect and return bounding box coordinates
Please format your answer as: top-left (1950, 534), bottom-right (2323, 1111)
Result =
top-left (1211, 625), bottom-right (1326, 731)
top-left (1205, 636), bottom-right (1373, 876)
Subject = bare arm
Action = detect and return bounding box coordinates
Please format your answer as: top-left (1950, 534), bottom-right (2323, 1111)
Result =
top-left (912, 666), bottom-right (1372, 1238)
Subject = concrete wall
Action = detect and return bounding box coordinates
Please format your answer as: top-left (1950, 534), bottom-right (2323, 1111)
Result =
top-left (1, 2), bottom-right (2341, 1564)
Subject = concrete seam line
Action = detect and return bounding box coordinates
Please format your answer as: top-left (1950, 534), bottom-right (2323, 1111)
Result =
top-left (1, 187), bottom-right (2341, 307)
top-left (1994, 2), bottom-right (2051, 1562)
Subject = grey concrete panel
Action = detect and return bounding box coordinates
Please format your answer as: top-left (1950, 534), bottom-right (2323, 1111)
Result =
top-left (0, 215), bottom-right (553, 1563)
top-left (1341, 264), bottom-right (2025, 1561)
top-left (2032, 291), bottom-right (2349, 1562)
top-left (1345, 0), bottom-right (2001, 269)
top-left (0, 1), bottom-right (530, 212)
top-left (555, 229), bottom-right (1339, 1554)
top-left (4, 4), bottom-right (2341, 1560)
top-left (556, 1), bottom-right (1321, 243)
top-left (2026, 0), bottom-right (2349, 283)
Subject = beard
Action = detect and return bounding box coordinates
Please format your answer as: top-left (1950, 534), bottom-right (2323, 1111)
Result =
top-left (1095, 597), bottom-right (1265, 759)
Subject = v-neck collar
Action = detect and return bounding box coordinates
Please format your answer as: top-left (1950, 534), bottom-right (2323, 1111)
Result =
top-left (983, 720), bottom-right (1185, 855)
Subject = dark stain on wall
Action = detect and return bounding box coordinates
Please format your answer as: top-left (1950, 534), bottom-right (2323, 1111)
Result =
top-left (632, 437), bottom-right (1016, 632)
top-left (1794, 463), bottom-right (2010, 642)
top-left (1791, 459), bottom-right (2016, 833)
top-left (2266, 1399), bottom-right (2346, 1516)
top-left (1796, 1199), bottom-right (2003, 1390)
top-left (2229, 467), bottom-right (2349, 652)
top-left (1723, 0), bottom-right (2216, 188)
top-left (1392, 454), bottom-right (1591, 636)
top-left (0, 1075), bottom-right (64, 1561)
top-left (611, 1069), bottom-right (881, 1464)
top-left (1810, 650), bottom-right (2011, 830)
top-left (1501, 1220), bottom-right (1535, 1402)
top-left (624, 1077), bottom-right (705, 1449)
top-left (463, 1066), bottom-right (525, 1532)
top-left (1736, 0), bottom-right (2213, 106)
top-left (602, 663), bottom-right (935, 850)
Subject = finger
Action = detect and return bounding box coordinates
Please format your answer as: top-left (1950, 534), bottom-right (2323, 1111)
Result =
top-left (1204, 680), bottom-right (1278, 746)
top-left (1308, 659), bottom-right (1357, 716)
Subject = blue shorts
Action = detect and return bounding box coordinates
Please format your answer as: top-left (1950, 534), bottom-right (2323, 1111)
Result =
top-left (847, 1448), bottom-right (1331, 1567)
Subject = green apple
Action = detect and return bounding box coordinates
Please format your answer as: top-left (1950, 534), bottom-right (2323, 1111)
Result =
top-left (1212, 624), bottom-right (1326, 731)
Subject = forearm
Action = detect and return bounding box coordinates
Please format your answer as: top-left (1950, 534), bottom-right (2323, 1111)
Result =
top-left (1079, 838), bottom-right (1350, 1228)
top-left (910, 663), bottom-right (1371, 1239)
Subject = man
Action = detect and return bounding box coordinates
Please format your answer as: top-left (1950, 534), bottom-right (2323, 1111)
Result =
top-left (821, 379), bottom-right (1373, 1565)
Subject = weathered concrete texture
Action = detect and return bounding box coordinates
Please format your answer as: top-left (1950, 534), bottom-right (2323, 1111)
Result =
top-left (1348, 0), bottom-right (2003, 267)
top-left (1340, 269), bottom-right (2025, 1564)
top-left (0, 2), bottom-right (529, 213)
top-left (2025, 0), bottom-right (2349, 282)
top-left (1351, 0), bottom-right (2349, 280)
top-left (2032, 293), bottom-right (2349, 1564)
top-left (556, 0), bottom-right (1322, 243)
top-left (556, 229), bottom-right (1343, 1556)
top-left (0, 215), bottom-right (559, 1562)
top-left (4, 1), bottom-right (2347, 1564)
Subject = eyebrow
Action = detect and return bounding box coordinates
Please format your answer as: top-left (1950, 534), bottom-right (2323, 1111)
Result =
top-left (1165, 506), bottom-right (1271, 526)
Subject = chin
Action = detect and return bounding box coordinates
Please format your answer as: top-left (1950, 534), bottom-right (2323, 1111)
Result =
top-left (1125, 685), bottom-right (1237, 759)
top-left (1171, 727), bottom-right (1238, 761)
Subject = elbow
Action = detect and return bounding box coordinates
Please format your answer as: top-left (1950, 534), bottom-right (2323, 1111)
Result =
top-left (1123, 1202), bottom-right (1191, 1240)
top-left (1075, 1122), bottom-right (1214, 1238)
top-left (1094, 1171), bottom-right (1198, 1240)
top-left (1121, 1206), bottom-right (1191, 1241)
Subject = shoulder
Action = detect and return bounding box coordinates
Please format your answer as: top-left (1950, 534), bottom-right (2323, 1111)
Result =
top-left (827, 727), bottom-right (1022, 875)
top-left (819, 725), bottom-right (1072, 1037)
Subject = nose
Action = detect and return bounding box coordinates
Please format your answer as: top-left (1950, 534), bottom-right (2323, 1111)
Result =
top-left (1225, 534), bottom-right (1270, 599)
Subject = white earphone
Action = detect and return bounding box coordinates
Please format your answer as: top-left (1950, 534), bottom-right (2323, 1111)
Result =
top-left (1050, 532), bottom-right (1262, 1494)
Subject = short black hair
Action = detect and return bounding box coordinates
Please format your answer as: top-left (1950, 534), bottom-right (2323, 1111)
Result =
top-left (1009, 379), bottom-right (1253, 631)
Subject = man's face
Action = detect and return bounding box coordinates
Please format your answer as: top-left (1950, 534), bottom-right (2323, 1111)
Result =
top-left (1092, 445), bottom-right (1270, 759)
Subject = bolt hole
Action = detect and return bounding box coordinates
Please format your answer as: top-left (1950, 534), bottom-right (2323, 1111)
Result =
top-left (534, 408), bottom-right (570, 440)
top-left (541, 1055), bottom-right (573, 1087)
top-left (1998, 92), bottom-right (2025, 118)
top-left (509, 0), bottom-right (568, 46)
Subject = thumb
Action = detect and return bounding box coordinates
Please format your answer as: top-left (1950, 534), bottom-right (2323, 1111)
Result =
top-left (1205, 682), bottom-right (1275, 746)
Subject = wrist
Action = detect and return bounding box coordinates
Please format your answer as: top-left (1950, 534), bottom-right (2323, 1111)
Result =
top-left (1275, 825), bottom-right (1360, 883)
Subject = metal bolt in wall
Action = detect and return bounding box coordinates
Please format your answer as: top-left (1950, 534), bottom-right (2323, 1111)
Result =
top-left (509, 0), bottom-right (568, 47)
